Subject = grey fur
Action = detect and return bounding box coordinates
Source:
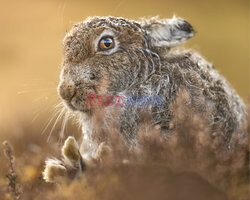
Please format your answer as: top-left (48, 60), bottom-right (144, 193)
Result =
top-left (58, 16), bottom-right (246, 150)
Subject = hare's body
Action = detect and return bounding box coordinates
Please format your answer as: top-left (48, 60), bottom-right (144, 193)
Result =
top-left (43, 16), bottom-right (245, 182)
top-left (105, 50), bottom-right (245, 145)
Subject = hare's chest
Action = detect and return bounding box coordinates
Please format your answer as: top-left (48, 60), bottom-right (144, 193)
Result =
top-left (79, 116), bottom-right (97, 159)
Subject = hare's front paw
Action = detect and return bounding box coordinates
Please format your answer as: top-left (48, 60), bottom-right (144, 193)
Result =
top-left (94, 142), bottom-right (111, 161)
top-left (43, 136), bottom-right (86, 183)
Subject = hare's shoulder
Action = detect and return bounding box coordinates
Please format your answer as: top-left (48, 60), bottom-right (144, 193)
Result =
top-left (161, 49), bottom-right (214, 71)
top-left (159, 49), bottom-right (218, 88)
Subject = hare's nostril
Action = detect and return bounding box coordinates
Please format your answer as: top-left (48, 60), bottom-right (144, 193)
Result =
top-left (58, 81), bottom-right (76, 101)
top-left (90, 73), bottom-right (96, 80)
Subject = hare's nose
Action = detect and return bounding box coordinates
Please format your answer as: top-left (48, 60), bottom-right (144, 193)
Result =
top-left (58, 80), bottom-right (76, 101)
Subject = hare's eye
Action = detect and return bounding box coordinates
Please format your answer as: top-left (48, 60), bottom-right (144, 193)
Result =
top-left (99, 37), bottom-right (114, 51)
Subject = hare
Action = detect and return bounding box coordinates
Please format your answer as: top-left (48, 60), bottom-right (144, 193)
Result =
top-left (43, 16), bottom-right (246, 182)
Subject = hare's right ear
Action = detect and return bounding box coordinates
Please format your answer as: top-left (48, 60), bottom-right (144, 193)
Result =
top-left (142, 16), bottom-right (195, 48)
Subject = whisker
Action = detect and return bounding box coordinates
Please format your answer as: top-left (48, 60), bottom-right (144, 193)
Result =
top-left (41, 109), bottom-right (62, 135)
top-left (59, 111), bottom-right (69, 140)
top-left (32, 96), bottom-right (49, 103)
top-left (17, 88), bottom-right (57, 95)
top-left (31, 112), bottom-right (40, 123)
top-left (55, 102), bottom-right (64, 109)
top-left (47, 108), bottom-right (65, 142)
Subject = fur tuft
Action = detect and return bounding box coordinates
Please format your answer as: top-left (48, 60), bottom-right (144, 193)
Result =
top-left (62, 136), bottom-right (80, 162)
top-left (43, 159), bottom-right (66, 183)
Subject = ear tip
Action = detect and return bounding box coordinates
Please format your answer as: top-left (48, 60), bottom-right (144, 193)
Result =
top-left (143, 16), bottom-right (196, 48)
top-left (178, 18), bottom-right (195, 35)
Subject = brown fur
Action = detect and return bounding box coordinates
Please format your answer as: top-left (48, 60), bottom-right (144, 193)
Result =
top-left (43, 16), bottom-right (247, 184)
top-left (58, 16), bottom-right (245, 146)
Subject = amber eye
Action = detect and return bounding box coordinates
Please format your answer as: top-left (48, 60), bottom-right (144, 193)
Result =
top-left (99, 37), bottom-right (114, 50)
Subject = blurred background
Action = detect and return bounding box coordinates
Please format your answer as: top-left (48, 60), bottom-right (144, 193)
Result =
top-left (0, 0), bottom-right (248, 144)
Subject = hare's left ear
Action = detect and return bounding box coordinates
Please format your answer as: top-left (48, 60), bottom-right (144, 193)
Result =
top-left (142, 16), bottom-right (195, 48)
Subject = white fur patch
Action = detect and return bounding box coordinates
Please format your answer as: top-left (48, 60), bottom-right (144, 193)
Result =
top-left (79, 113), bottom-right (98, 160)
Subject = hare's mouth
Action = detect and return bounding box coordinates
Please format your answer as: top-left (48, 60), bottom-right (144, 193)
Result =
top-left (63, 97), bottom-right (91, 113)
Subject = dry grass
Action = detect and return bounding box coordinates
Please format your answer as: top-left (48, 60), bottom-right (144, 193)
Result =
top-left (0, 99), bottom-right (249, 200)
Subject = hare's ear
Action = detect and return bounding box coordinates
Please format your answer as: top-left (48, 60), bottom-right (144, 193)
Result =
top-left (142, 16), bottom-right (195, 48)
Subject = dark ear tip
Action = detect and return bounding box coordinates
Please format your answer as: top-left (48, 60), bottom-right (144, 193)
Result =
top-left (143, 16), bottom-right (196, 47)
top-left (179, 19), bottom-right (196, 35)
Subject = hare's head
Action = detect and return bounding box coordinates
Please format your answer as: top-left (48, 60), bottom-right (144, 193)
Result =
top-left (58, 16), bottom-right (194, 113)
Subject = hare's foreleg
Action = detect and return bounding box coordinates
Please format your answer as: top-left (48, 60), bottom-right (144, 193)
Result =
top-left (43, 136), bottom-right (110, 183)
top-left (43, 136), bottom-right (85, 183)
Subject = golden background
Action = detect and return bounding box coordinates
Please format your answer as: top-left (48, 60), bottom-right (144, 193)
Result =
top-left (0, 0), bottom-right (248, 137)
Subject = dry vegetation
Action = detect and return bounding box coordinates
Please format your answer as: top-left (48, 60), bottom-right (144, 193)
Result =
top-left (0, 97), bottom-right (249, 200)
top-left (0, 1), bottom-right (248, 200)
